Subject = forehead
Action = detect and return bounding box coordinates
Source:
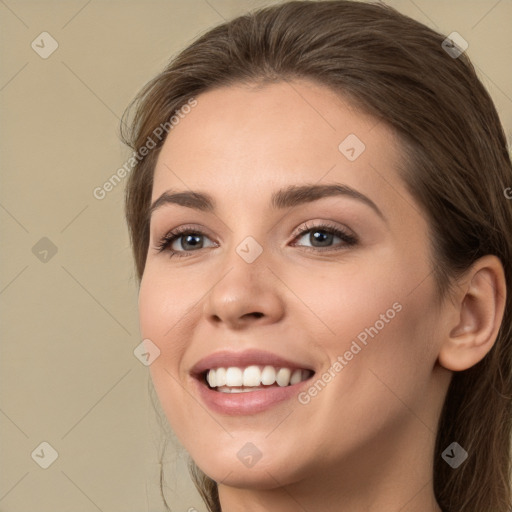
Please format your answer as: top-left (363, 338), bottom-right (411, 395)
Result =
top-left (152, 80), bottom-right (406, 214)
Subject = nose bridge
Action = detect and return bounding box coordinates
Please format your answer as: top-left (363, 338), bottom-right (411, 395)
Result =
top-left (216, 205), bottom-right (270, 276)
top-left (202, 233), bottom-right (284, 327)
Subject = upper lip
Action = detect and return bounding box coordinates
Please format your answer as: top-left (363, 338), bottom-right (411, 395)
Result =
top-left (190, 349), bottom-right (315, 377)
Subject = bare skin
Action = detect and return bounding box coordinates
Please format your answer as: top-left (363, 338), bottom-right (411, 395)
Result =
top-left (138, 79), bottom-right (506, 512)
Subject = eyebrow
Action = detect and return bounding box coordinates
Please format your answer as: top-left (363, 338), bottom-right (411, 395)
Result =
top-left (149, 183), bottom-right (386, 221)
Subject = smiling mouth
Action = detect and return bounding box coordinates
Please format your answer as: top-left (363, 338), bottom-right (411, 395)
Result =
top-left (202, 365), bottom-right (315, 393)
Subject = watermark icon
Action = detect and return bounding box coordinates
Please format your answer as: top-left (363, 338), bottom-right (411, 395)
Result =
top-left (93, 97), bottom-right (197, 200)
top-left (338, 133), bottom-right (366, 161)
top-left (32, 237), bottom-right (58, 263)
top-left (236, 236), bottom-right (263, 263)
top-left (31, 32), bottom-right (59, 59)
top-left (133, 339), bottom-right (161, 366)
top-left (441, 32), bottom-right (468, 59)
top-left (298, 301), bottom-right (403, 405)
top-left (441, 442), bottom-right (468, 468)
top-left (31, 441), bottom-right (59, 469)
top-left (237, 442), bottom-right (262, 468)
top-left (504, 187), bottom-right (512, 199)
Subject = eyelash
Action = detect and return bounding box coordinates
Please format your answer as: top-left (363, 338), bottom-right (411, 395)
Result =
top-left (155, 222), bottom-right (358, 259)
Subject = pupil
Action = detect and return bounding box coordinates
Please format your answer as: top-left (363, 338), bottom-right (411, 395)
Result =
top-left (183, 234), bottom-right (202, 250)
top-left (312, 231), bottom-right (332, 247)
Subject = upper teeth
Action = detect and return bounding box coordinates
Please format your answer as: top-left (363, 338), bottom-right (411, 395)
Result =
top-left (206, 365), bottom-right (310, 388)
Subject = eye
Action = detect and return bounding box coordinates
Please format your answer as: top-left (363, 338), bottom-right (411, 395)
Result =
top-left (291, 222), bottom-right (358, 251)
top-left (156, 226), bottom-right (216, 258)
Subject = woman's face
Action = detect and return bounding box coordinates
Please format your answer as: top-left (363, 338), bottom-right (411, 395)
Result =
top-left (138, 80), bottom-right (448, 489)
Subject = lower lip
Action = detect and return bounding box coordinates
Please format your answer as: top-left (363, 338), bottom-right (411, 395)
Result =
top-left (193, 376), bottom-right (313, 415)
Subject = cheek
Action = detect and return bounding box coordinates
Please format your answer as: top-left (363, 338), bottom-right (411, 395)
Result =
top-left (138, 266), bottom-right (194, 346)
top-left (139, 255), bottom-right (230, 421)
top-left (138, 269), bottom-right (198, 432)
top-left (138, 268), bottom-right (195, 385)
top-left (285, 252), bottom-right (440, 419)
top-left (279, 249), bottom-right (410, 352)
top-left (321, 279), bottom-right (440, 434)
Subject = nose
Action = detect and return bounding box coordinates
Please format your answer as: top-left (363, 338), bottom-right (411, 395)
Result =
top-left (202, 257), bottom-right (286, 330)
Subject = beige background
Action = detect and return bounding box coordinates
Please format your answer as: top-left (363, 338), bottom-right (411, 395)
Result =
top-left (1, 0), bottom-right (511, 511)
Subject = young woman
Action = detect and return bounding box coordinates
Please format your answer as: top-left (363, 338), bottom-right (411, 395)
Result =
top-left (121, 1), bottom-right (512, 510)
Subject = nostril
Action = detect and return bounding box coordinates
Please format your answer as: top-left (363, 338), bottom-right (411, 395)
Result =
top-left (241, 312), bottom-right (264, 320)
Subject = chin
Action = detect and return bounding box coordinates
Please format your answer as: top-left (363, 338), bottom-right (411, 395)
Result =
top-left (191, 445), bottom-right (312, 490)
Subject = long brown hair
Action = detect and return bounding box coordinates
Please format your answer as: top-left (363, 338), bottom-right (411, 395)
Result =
top-left (121, 1), bottom-right (512, 510)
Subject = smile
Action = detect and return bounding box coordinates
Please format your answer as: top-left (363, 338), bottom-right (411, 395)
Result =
top-left (205, 365), bottom-right (313, 392)
top-left (190, 349), bottom-right (317, 414)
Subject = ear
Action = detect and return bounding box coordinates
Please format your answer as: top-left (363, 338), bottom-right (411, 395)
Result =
top-left (438, 255), bottom-right (507, 372)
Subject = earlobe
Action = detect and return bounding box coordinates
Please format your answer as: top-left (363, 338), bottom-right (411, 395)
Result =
top-left (438, 255), bottom-right (506, 372)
